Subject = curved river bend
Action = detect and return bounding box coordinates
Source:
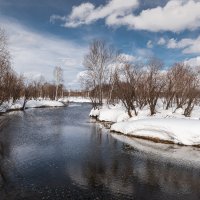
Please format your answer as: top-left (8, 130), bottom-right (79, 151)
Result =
top-left (0, 103), bottom-right (200, 200)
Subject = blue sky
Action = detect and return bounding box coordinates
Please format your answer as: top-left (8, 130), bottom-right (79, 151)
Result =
top-left (0, 0), bottom-right (200, 89)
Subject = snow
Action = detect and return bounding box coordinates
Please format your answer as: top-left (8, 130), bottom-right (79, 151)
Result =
top-left (66, 96), bottom-right (91, 103)
top-left (0, 99), bottom-right (65, 113)
top-left (26, 99), bottom-right (64, 108)
top-left (111, 118), bottom-right (200, 146)
top-left (90, 101), bottom-right (200, 146)
top-left (10, 102), bottom-right (22, 110)
top-left (0, 96), bottom-right (92, 113)
top-left (98, 107), bottom-right (128, 122)
top-left (89, 108), bottom-right (100, 117)
top-left (90, 104), bottom-right (129, 122)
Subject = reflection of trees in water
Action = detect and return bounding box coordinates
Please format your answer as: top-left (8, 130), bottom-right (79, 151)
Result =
top-left (80, 124), bottom-right (200, 199)
top-left (0, 116), bottom-right (17, 200)
top-left (0, 117), bottom-right (8, 189)
top-left (0, 139), bottom-right (9, 200)
top-left (81, 124), bottom-right (135, 196)
top-left (141, 159), bottom-right (200, 195)
top-left (84, 125), bottom-right (106, 187)
top-left (0, 141), bottom-right (6, 184)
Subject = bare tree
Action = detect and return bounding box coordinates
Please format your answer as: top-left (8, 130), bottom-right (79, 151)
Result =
top-left (145, 58), bottom-right (165, 115)
top-left (182, 65), bottom-right (199, 117)
top-left (136, 70), bottom-right (148, 110)
top-left (83, 39), bottom-right (117, 108)
top-left (107, 66), bottom-right (119, 105)
top-left (0, 28), bottom-right (11, 105)
top-left (115, 56), bottom-right (142, 117)
top-left (21, 77), bottom-right (32, 110)
top-left (0, 27), bottom-right (69, 106)
top-left (163, 67), bottom-right (176, 110)
top-left (172, 63), bottom-right (190, 110)
top-left (54, 66), bottom-right (63, 100)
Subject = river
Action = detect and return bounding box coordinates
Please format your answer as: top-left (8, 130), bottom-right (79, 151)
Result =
top-left (0, 103), bottom-right (200, 200)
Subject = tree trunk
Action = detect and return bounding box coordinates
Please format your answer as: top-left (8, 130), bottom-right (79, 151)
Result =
top-left (22, 98), bottom-right (27, 111)
top-left (184, 99), bottom-right (194, 117)
top-left (128, 109), bottom-right (132, 118)
top-left (55, 84), bottom-right (58, 100)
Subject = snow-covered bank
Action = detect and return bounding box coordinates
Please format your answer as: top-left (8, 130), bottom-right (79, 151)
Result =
top-left (90, 105), bottom-right (129, 122)
top-left (26, 99), bottom-right (64, 108)
top-left (90, 104), bottom-right (129, 122)
top-left (90, 103), bottom-right (200, 146)
top-left (0, 99), bottom-right (65, 113)
top-left (111, 119), bottom-right (200, 146)
top-left (66, 96), bottom-right (91, 103)
top-left (90, 103), bottom-right (200, 122)
top-left (0, 96), bottom-right (91, 113)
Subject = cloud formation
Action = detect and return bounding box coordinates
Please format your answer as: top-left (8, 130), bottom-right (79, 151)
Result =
top-left (119, 53), bottom-right (136, 62)
top-left (185, 56), bottom-right (200, 67)
top-left (157, 37), bottom-right (166, 45)
top-left (51, 0), bottom-right (139, 27)
top-left (0, 18), bottom-right (87, 89)
top-left (147, 40), bottom-right (153, 48)
top-left (51, 0), bottom-right (200, 32)
top-left (165, 36), bottom-right (200, 54)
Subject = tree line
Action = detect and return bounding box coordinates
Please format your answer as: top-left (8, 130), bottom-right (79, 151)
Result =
top-left (0, 28), bottom-right (66, 109)
top-left (1, 27), bottom-right (200, 116)
top-left (81, 40), bottom-right (200, 117)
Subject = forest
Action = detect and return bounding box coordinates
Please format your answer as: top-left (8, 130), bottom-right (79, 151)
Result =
top-left (81, 40), bottom-right (200, 117)
top-left (1, 28), bottom-right (200, 117)
top-left (0, 28), bottom-right (68, 110)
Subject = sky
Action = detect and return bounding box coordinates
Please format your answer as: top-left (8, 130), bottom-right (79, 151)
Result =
top-left (0, 0), bottom-right (200, 89)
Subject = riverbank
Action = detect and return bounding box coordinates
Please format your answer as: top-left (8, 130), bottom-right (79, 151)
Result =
top-left (0, 96), bottom-right (92, 114)
top-left (90, 103), bottom-right (200, 146)
top-left (65, 96), bottom-right (91, 103)
top-left (0, 99), bottom-right (66, 114)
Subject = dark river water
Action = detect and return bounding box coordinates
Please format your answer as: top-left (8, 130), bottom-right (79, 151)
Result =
top-left (0, 103), bottom-right (200, 200)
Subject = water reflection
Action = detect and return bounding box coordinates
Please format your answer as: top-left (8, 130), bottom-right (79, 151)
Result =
top-left (67, 124), bottom-right (200, 199)
top-left (0, 104), bottom-right (199, 199)
top-left (0, 115), bottom-right (18, 199)
top-left (0, 140), bottom-right (6, 187)
top-left (66, 124), bottom-right (135, 198)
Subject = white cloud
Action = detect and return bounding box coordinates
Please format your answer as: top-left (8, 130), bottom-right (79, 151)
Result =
top-left (147, 40), bottom-right (153, 48)
top-left (135, 48), bottom-right (153, 58)
top-left (166, 36), bottom-right (200, 54)
top-left (51, 0), bottom-right (138, 28)
top-left (167, 38), bottom-right (177, 48)
top-left (51, 0), bottom-right (200, 32)
top-left (157, 37), bottom-right (166, 45)
top-left (0, 18), bottom-right (87, 89)
top-left (184, 56), bottom-right (200, 67)
top-left (120, 0), bottom-right (200, 32)
top-left (119, 53), bottom-right (136, 62)
top-left (51, 0), bottom-right (136, 26)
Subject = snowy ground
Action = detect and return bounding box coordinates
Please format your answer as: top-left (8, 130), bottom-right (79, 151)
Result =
top-left (63, 96), bottom-right (91, 103)
top-left (0, 96), bottom-right (92, 113)
top-left (111, 118), bottom-right (200, 146)
top-left (90, 101), bottom-right (200, 146)
top-left (0, 99), bottom-right (65, 113)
